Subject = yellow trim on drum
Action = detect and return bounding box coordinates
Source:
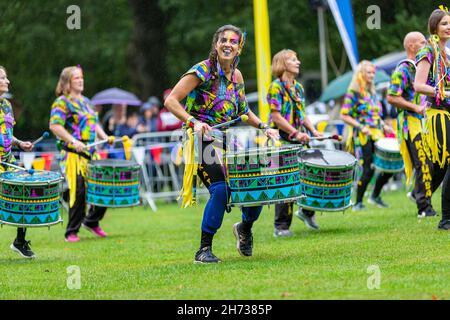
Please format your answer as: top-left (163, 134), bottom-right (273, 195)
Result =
top-left (299, 180), bottom-right (353, 188)
top-left (86, 180), bottom-right (140, 187)
top-left (0, 195), bottom-right (60, 204)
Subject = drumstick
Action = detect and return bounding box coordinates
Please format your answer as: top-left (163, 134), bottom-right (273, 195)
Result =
top-left (85, 136), bottom-right (122, 149)
top-left (309, 134), bottom-right (342, 142)
top-left (32, 131), bottom-right (50, 145)
top-left (0, 162), bottom-right (35, 175)
top-left (211, 114), bottom-right (249, 130)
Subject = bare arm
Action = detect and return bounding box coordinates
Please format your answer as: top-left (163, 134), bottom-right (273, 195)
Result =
top-left (96, 124), bottom-right (108, 140)
top-left (340, 114), bottom-right (371, 135)
top-left (49, 123), bottom-right (85, 152)
top-left (164, 74), bottom-right (201, 123)
top-left (387, 95), bottom-right (424, 114)
top-left (414, 60), bottom-right (435, 97)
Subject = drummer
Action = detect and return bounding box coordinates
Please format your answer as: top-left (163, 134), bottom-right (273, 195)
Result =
top-left (165, 25), bottom-right (279, 263)
top-left (49, 66), bottom-right (113, 242)
top-left (387, 31), bottom-right (443, 218)
top-left (267, 49), bottom-right (323, 237)
top-left (0, 66), bottom-right (35, 258)
top-left (340, 60), bottom-right (395, 211)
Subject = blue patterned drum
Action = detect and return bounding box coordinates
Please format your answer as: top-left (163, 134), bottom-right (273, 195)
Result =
top-left (298, 149), bottom-right (357, 212)
top-left (226, 145), bottom-right (303, 207)
top-left (0, 170), bottom-right (63, 227)
top-left (87, 159), bottom-right (141, 207)
top-left (373, 138), bottom-right (404, 173)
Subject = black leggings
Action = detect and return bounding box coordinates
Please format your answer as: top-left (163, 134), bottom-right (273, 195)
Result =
top-left (356, 139), bottom-right (393, 203)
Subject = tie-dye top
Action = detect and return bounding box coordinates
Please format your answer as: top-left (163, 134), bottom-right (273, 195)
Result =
top-left (0, 98), bottom-right (15, 158)
top-left (183, 60), bottom-right (249, 126)
top-left (341, 89), bottom-right (383, 128)
top-left (49, 95), bottom-right (98, 152)
top-left (267, 79), bottom-right (306, 130)
top-left (388, 60), bottom-right (427, 118)
top-left (416, 45), bottom-right (450, 109)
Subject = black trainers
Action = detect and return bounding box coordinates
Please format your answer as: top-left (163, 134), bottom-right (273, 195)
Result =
top-left (295, 209), bottom-right (319, 230)
top-left (194, 246), bottom-right (221, 264)
top-left (418, 207), bottom-right (437, 219)
top-left (437, 220), bottom-right (450, 231)
top-left (368, 196), bottom-right (389, 208)
top-left (233, 222), bottom-right (253, 257)
top-left (10, 240), bottom-right (36, 259)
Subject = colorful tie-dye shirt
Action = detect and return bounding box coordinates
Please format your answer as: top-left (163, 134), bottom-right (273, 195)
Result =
top-left (388, 60), bottom-right (427, 139)
top-left (267, 79), bottom-right (306, 130)
top-left (416, 45), bottom-right (450, 109)
top-left (341, 89), bottom-right (383, 129)
top-left (49, 95), bottom-right (98, 153)
top-left (0, 98), bottom-right (15, 159)
top-left (183, 60), bottom-right (249, 126)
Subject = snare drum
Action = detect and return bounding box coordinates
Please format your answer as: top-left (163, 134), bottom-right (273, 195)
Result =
top-left (0, 170), bottom-right (63, 227)
top-left (87, 159), bottom-right (140, 207)
top-left (226, 145), bottom-right (303, 207)
top-left (298, 149), bottom-right (357, 211)
top-left (373, 138), bottom-right (404, 173)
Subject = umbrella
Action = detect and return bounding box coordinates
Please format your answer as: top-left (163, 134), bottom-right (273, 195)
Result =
top-left (91, 87), bottom-right (142, 106)
top-left (319, 69), bottom-right (391, 103)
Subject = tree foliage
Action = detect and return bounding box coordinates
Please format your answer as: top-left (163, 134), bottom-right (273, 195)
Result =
top-left (0, 0), bottom-right (442, 136)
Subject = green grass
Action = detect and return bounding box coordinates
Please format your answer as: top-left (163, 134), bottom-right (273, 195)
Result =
top-left (0, 188), bottom-right (449, 300)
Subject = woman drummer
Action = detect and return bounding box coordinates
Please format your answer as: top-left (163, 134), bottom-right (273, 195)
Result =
top-left (49, 66), bottom-right (113, 242)
top-left (267, 49), bottom-right (323, 236)
top-left (165, 25), bottom-right (279, 263)
top-left (414, 8), bottom-right (450, 230)
top-left (340, 60), bottom-right (395, 211)
top-left (0, 66), bottom-right (35, 258)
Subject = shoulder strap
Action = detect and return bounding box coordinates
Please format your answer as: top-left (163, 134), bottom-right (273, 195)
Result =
top-left (396, 59), bottom-right (416, 70)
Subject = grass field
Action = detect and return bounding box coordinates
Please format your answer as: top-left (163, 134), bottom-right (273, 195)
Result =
top-left (0, 188), bottom-right (449, 300)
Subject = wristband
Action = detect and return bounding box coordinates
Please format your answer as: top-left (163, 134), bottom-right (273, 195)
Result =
top-left (70, 138), bottom-right (76, 145)
top-left (288, 130), bottom-right (298, 140)
top-left (186, 116), bottom-right (199, 129)
top-left (258, 122), bottom-right (269, 130)
top-left (13, 138), bottom-right (23, 148)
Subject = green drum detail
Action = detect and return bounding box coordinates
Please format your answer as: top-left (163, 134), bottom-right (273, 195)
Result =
top-left (226, 145), bottom-right (304, 207)
top-left (87, 159), bottom-right (141, 207)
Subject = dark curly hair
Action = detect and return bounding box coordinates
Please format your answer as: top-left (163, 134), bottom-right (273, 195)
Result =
top-left (208, 25), bottom-right (244, 78)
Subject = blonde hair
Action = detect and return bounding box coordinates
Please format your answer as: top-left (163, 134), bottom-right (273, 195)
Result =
top-left (55, 66), bottom-right (81, 97)
top-left (271, 49), bottom-right (297, 78)
top-left (0, 66), bottom-right (6, 73)
top-left (348, 60), bottom-right (376, 96)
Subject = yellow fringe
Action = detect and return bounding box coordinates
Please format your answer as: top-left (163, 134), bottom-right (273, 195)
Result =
top-left (65, 152), bottom-right (89, 208)
top-left (178, 128), bottom-right (198, 208)
top-left (424, 109), bottom-right (450, 168)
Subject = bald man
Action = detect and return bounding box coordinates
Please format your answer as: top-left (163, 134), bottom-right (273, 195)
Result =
top-left (387, 32), bottom-right (445, 218)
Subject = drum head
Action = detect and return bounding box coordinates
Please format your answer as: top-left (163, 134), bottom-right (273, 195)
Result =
top-left (0, 170), bottom-right (62, 184)
top-left (90, 159), bottom-right (139, 167)
top-left (375, 138), bottom-right (399, 152)
top-left (299, 149), bottom-right (356, 168)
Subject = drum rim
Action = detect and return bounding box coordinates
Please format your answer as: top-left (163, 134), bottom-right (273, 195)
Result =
top-left (89, 159), bottom-right (139, 167)
top-left (225, 144), bottom-right (303, 158)
top-left (298, 148), bottom-right (357, 168)
top-left (230, 194), bottom-right (306, 207)
top-left (0, 171), bottom-right (64, 186)
top-left (0, 217), bottom-right (63, 228)
top-left (374, 138), bottom-right (401, 153)
top-left (296, 201), bottom-right (354, 212)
